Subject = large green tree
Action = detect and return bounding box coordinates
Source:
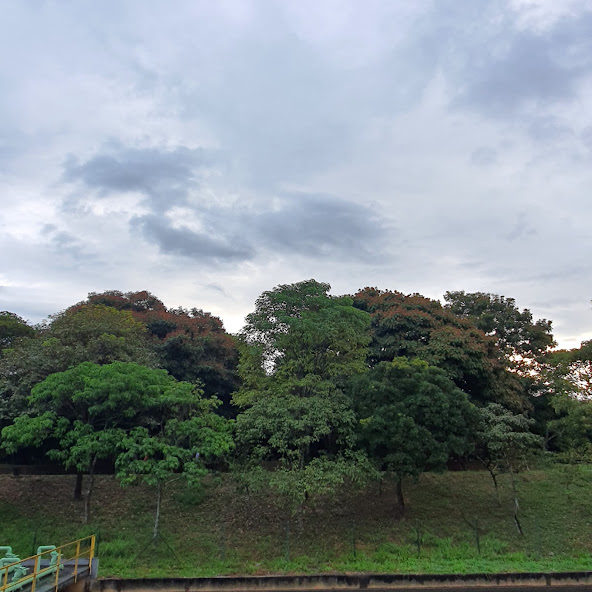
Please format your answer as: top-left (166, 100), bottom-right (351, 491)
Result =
top-left (0, 305), bottom-right (155, 430)
top-left (349, 357), bottom-right (476, 513)
top-left (0, 312), bottom-right (35, 352)
top-left (234, 280), bottom-right (372, 509)
top-left (443, 291), bottom-right (555, 368)
top-left (2, 362), bottom-right (185, 517)
top-left (1, 361), bottom-right (202, 519)
top-left (353, 288), bottom-right (519, 407)
top-left (79, 291), bottom-right (239, 416)
top-left (540, 340), bottom-right (592, 454)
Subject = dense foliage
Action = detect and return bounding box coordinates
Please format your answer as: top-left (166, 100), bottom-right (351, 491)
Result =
top-left (349, 357), bottom-right (476, 510)
top-left (0, 279), bottom-right (589, 527)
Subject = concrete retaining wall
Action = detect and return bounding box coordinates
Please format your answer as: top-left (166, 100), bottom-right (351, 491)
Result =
top-left (93, 572), bottom-right (592, 592)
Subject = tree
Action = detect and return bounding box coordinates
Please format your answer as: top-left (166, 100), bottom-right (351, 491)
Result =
top-left (234, 280), bottom-right (372, 511)
top-left (0, 312), bottom-right (35, 352)
top-left (474, 403), bottom-right (542, 532)
top-left (353, 288), bottom-right (518, 407)
top-left (116, 398), bottom-right (233, 539)
top-left (542, 340), bottom-right (592, 400)
top-left (443, 291), bottom-right (555, 368)
top-left (80, 291), bottom-right (239, 416)
top-left (0, 305), bottom-right (155, 432)
top-left (239, 280), bottom-right (370, 383)
top-left (348, 357), bottom-right (476, 514)
top-left (533, 340), bottom-right (592, 452)
top-left (1, 361), bottom-right (201, 519)
top-left (547, 395), bottom-right (592, 458)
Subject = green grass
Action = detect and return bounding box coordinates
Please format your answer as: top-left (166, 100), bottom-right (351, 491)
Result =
top-left (1, 466), bottom-right (592, 577)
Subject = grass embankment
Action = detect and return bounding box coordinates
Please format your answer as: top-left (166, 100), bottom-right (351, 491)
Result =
top-left (1, 465), bottom-right (591, 577)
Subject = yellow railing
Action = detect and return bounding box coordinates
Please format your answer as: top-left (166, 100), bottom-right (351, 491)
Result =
top-left (0, 535), bottom-right (95, 592)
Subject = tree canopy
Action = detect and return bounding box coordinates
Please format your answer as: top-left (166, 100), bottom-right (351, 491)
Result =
top-left (1, 279), bottom-right (588, 530)
top-left (353, 287), bottom-right (523, 407)
top-left (349, 357), bottom-right (476, 511)
top-left (0, 305), bottom-right (155, 427)
top-left (234, 280), bottom-right (372, 508)
top-left (0, 311), bottom-right (35, 352)
top-left (78, 291), bottom-right (239, 415)
top-left (444, 291), bottom-right (555, 367)
top-left (2, 361), bottom-right (232, 522)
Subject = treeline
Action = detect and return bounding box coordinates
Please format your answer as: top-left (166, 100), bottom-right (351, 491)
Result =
top-left (0, 281), bottom-right (591, 535)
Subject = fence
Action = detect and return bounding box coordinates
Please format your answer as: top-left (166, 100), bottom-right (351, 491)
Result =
top-left (0, 535), bottom-right (95, 592)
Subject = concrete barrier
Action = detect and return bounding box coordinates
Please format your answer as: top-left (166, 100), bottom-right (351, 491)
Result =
top-left (92, 572), bottom-right (592, 592)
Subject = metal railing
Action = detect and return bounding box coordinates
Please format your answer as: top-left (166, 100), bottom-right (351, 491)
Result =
top-left (0, 535), bottom-right (95, 592)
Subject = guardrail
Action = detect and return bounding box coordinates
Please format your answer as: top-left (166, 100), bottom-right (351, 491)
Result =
top-left (0, 535), bottom-right (95, 592)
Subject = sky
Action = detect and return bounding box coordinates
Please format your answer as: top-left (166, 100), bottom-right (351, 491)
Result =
top-left (1, 0), bottom-right (591, 347)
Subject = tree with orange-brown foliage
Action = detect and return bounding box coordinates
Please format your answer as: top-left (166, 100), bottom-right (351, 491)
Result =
top-left (82, 291), bottom-right (239, 416)
top-left (353, 288), bottom-right (525, 409)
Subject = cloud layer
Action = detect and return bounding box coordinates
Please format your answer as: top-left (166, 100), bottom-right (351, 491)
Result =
top-left (1, 0), bottom-right (591, 346)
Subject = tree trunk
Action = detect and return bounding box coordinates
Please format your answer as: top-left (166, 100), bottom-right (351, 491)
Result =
top-left (477, 456), bottom-right (500, 505)
top-left (73, 472), bottom-right (83, 501)
top-left (509, 467), bottom-right (524, 536)
top-left (488, 467), bottom-right (501, 506)
top-left (153, 481), bottom-right (162, 540)
top-left (297, 501), bottom-right (304, 532)
top-left (395, 476), bottom-right (405, 516)
top-left (83, 457), bottom-right (97, 524)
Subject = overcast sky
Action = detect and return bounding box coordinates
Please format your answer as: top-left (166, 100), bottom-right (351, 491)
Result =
top-left (1, 0), bottom-right (591, 347)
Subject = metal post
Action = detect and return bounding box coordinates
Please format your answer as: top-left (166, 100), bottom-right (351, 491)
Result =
top-left (89, 536), bottom-right (96, 576)
top-left (53, 551), bottom-right (61, 592)
top-left (31, 550), bottom-right (38, 592)
top-left (74, 540), bottom-right (80, 583)
top-left (2, 565), bottom-right (8, 592)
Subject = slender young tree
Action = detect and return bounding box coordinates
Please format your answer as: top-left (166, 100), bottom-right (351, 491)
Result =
top-left (116, 401), bottom-right (233, 539)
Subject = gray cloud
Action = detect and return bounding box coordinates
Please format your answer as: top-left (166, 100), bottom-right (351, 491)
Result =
top-left (451, 10), bottom-right (592, 117)
top-left (63, 144), bottom-right (216, 211)
top-left (458, 37), bottom-right (576, 114)
top-left (582, 126), bottom-right (592, 151)
top-left (131, 193), bottom-right (389, 263)
top-left (41, 223), bottom-right (97, 264)
top-left (131, 213), bottom-right (253, 262)
top-left (178, 36), bottom-right (356, 190)
top-left (503, 213), bottom-right (537, 242)
top-left (254, 194), bottom-right (388, 258)
top-left (527, 116), bottom-right (573, 142)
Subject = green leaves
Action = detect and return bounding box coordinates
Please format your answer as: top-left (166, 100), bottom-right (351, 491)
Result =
top-left (474, 403), bottom-right (542, 470)
top-left (0, 311), bottom-right (35, 351)
top-left (350, 358), bottom-right (477, 480)
top-left (116, 426), bottom-right (204, 488)
top-left (354, 288), bottom-right (504, 406)
top-left (234, 280), bottom-right (372, 507)
top-left (240, 279), bottom-right (370, 383)
top-left (236, 380), bottom-right (356, 463)
top-left (1, 411), bottom-right (56, 453)
top-left (444, 291), bottom-right (555, 365)
top-left (2, 361), bottom-right (234, 477)
top-left (0, 304), bottom-right (156, 427)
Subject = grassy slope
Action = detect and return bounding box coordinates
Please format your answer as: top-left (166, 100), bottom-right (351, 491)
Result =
top-left (1, 465), bottom-right (591, 577)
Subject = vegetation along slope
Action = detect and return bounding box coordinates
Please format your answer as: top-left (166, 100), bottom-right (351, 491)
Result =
top-left (1, 281), bottom-right (591, 577)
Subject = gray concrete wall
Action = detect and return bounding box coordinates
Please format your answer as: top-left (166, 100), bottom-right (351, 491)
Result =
top-left (92, 572), bottom-right (592, 592)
